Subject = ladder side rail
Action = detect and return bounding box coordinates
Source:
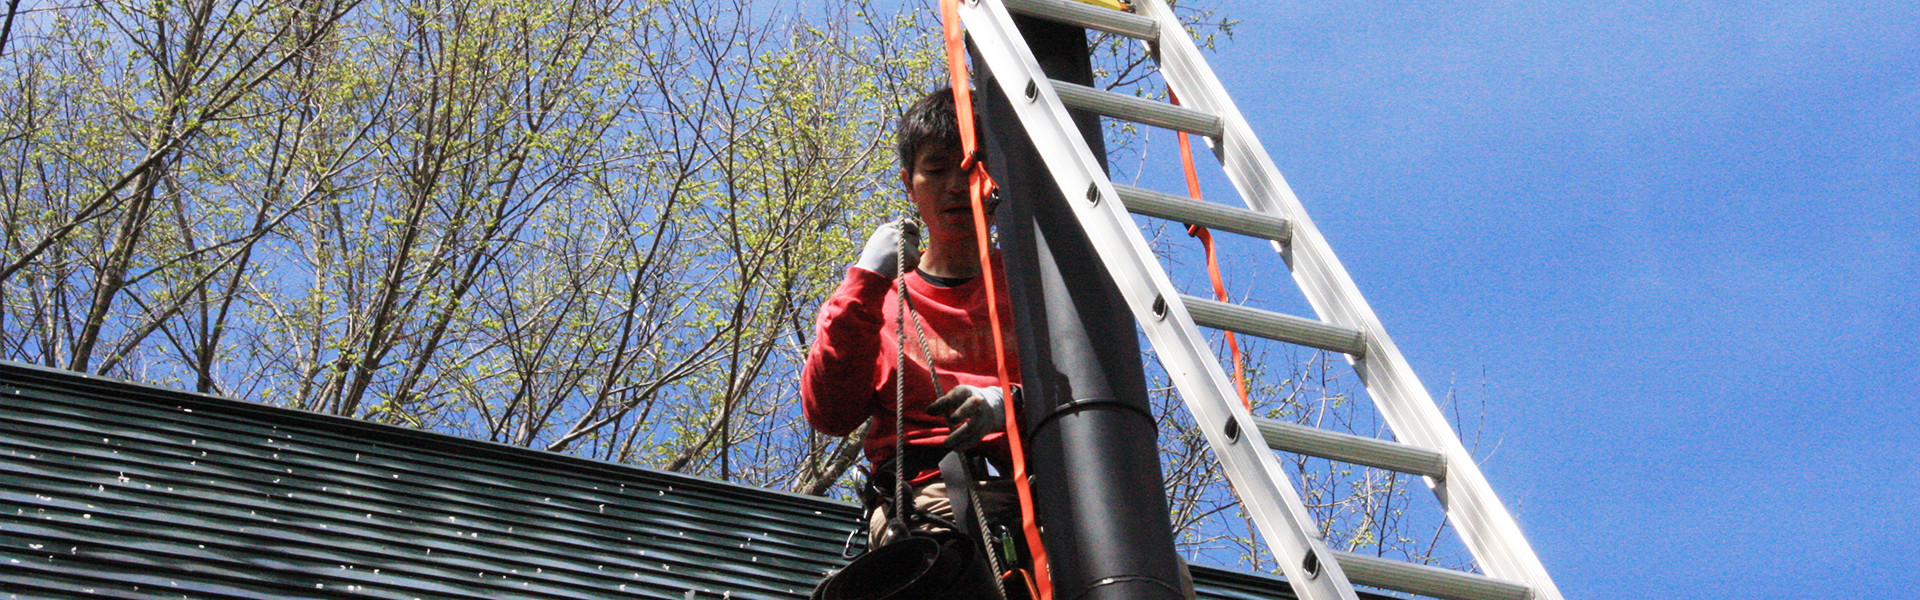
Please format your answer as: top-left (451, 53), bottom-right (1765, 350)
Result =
top-left (1135, 1), bottom-right (1563, 597)
top-left (957, 2), bottom-right (1358, 599)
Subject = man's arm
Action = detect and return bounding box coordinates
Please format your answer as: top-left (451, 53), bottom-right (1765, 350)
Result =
top-left (802, 220), bottom-right (919, 436)
top-left (801, 267), bottom-right (893, 436)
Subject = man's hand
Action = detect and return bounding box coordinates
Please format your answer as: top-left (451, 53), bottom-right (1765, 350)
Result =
top-left (854, 218), bottom-right (921, 278)
top-left (927, 384), bottom-right (1006, 451)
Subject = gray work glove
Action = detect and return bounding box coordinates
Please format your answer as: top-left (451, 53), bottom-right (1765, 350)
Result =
top-left (927, 384), bottom-right (1006, 452)
top-left (854, 218), bottom-right (921, 278)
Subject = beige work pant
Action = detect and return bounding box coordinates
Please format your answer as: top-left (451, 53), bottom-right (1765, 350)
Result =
top-left (868, 479), bottom-right (1018, 547)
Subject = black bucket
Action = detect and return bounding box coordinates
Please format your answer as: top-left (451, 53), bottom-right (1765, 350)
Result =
top-left (813, 530), bottom-right (1003, 600)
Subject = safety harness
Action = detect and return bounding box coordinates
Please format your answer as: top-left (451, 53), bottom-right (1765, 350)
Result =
top-left (813, 231), bottom-right (1018, 600)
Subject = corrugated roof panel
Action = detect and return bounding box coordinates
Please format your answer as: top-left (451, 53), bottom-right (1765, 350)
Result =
top-left (1, 361), bottom-right (1321, 600)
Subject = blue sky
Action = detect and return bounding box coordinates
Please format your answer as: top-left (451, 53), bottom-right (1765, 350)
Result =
top-left (1149, 1), bottom-right (1918, 597)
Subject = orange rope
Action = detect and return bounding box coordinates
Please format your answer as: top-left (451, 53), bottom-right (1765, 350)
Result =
top-left (941, 2), bottom-right (1053, 599)
top-left (1172, 90), bottom-right (1251, 410)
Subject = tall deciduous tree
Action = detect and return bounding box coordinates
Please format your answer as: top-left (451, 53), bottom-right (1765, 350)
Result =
top-left (0, 0), bottom-right (920, 485)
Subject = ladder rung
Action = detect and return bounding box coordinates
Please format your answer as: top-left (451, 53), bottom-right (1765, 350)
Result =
top-left (1180, 295), bottom-right (1367, 356)
top-left (1332, 551), bottom-right (1532, 600)
top-left (1052, 80), bottom-right (1225, 138)
top-left (1253, 417), bottom-right (1445, 478)
top-left (1114, 183), bottom-right (1292, 244)
top-left (1003, 0), bottom-right (1159, 40)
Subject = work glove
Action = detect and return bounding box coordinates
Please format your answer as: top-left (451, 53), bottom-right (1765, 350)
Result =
top-left (927, 384), bottom-right (1006, 452)
top-left (854, 218), bottom-right (921, 279)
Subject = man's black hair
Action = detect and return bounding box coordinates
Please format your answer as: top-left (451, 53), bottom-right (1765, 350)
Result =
top-left (896, 86), bottom-right (964, 173)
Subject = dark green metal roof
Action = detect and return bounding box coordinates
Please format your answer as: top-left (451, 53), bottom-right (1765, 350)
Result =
top-left (2, 361), bottom-right (1317, 599)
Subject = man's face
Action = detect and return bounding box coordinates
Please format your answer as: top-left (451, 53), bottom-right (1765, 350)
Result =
top-left (903, 145), bottom-right (989, 239)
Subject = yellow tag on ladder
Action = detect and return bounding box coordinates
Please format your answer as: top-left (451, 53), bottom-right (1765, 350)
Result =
top-left (1068, 0), bottom-right (1131, 12)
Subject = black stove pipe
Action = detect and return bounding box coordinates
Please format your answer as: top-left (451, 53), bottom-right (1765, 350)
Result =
top-left (974, 16), bottom-right (1187, 600)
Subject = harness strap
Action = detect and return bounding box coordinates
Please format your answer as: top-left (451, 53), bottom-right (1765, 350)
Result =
top-left (943, 451), bottom-right (1017, 600)
top-left (939, 452), bottom-right (982, 555)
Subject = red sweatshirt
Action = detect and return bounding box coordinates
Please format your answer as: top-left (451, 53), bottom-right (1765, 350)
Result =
top-left (802, 264), bottom-right (1021, 479)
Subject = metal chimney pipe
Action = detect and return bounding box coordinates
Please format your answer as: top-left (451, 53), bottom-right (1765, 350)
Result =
top-left (974, 15), bottom-right (1187, 600)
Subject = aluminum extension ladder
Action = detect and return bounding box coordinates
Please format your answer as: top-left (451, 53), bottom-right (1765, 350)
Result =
top-left (954, 1), bottom-right (1564, 599)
